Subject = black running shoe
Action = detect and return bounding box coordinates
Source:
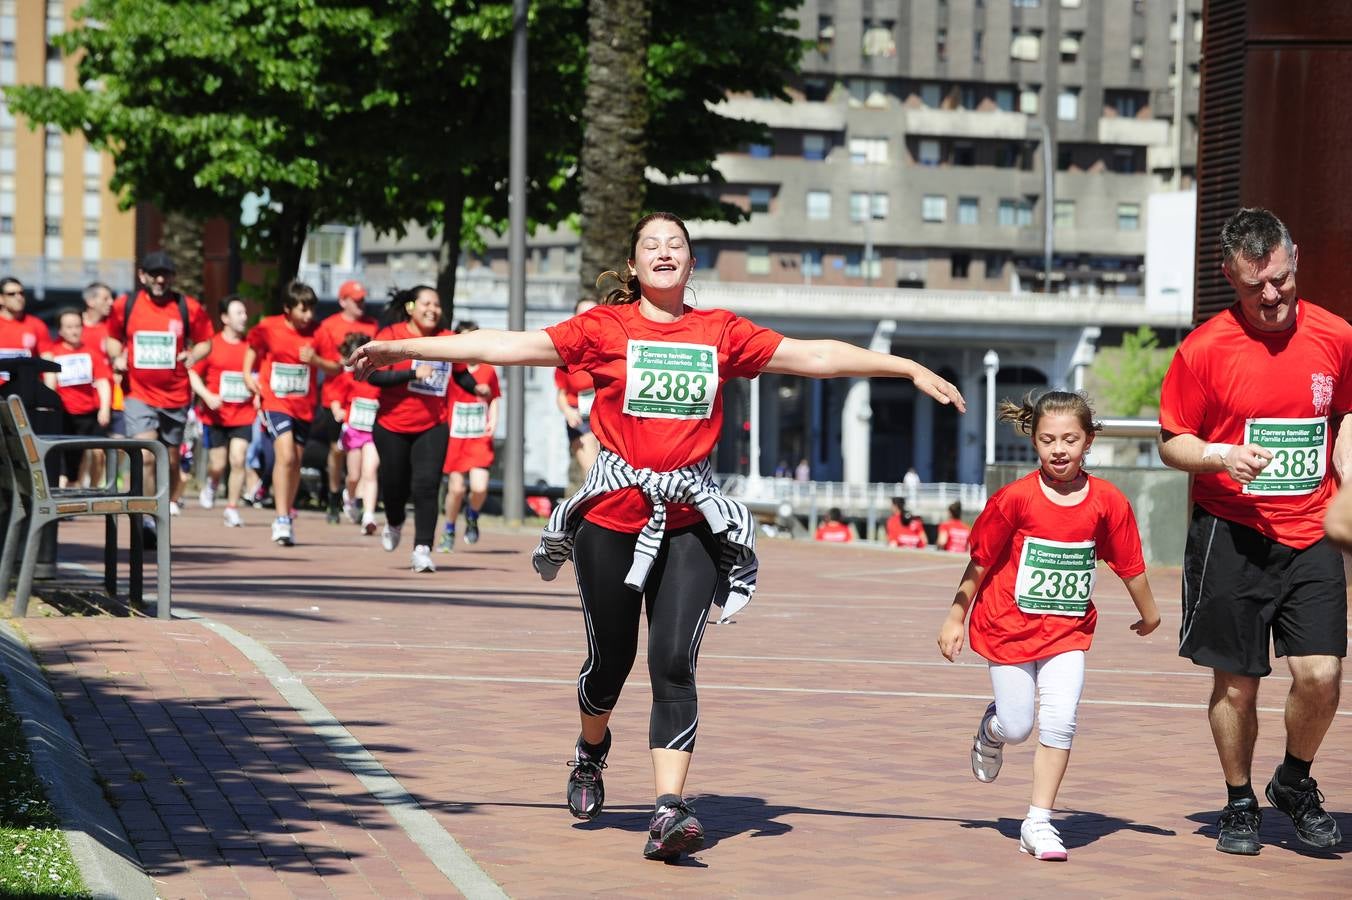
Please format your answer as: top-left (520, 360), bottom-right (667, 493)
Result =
top-left (1266, 766), bottom-right (1343, 848)
top-left (465, 517), bottom-right (480, 545)
top-left (642, 799), bottom-right (705, 861)
top-left (1216, 796), bottom-right (1262, 855)
top-left (566, 743), bottom-right (607, 820)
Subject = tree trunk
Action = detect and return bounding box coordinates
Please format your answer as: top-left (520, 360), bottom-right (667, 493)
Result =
top-left (436, 188), bottom-right (466, 326)
top-left (271, 202), bottom-right (312, 313)
top-left (577, 0), bottom-right (651, 302)
top-left (160, 211), bottom-right (206, 299)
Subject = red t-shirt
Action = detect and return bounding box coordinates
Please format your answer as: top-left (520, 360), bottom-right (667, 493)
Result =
top-left (1159, 301), bottom-right (1352, 548)
top-left (967, 471), bottom-right (1146, 665)
top-left (545, 303), bottom-right (784, 532)
top-left (46, 340), bottom-right (111, 416)
top-left (815, 521), bottom-right (854, 543)
top-left (373, 322), bottom-right (454, 434)
top-left (938, 518), bottom-right (972, 554)
top-left (314, 312), bottom-right (379, 406)
top-left (107, 291), bottom-right (214, 408)
top-left (886, 514), bottom-right (927, 548)
top-left (326, 369), bottom-right (381, 431)
top-left (447, 364), bottom-right (501, 438)
top-left (192, 335), bottom-right (256, 428)
top-left (0, 316), bottom-right (48, 384)
top-left (81, 318), bottom-right (110, 358)
top-left (247, 315), bottom-right (319, 421)
top-left (554, 366), bottom-right (595, 407)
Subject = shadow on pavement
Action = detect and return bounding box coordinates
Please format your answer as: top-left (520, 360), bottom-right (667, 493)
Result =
top-left (959, 808), bottom-right (1175, 849)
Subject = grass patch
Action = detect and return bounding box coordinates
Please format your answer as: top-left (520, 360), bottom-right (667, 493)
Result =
top-left (0, 674), bottom-right (89, 898)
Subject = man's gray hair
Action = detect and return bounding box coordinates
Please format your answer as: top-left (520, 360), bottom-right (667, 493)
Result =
top-left (1220, 207), bottom-right (1294, 265)
top-left (82, 281), bottom-right (112, 303)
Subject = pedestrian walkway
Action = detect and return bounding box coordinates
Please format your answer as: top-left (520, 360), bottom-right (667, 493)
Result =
top-left (4, 508), bottom-right (1350, 897)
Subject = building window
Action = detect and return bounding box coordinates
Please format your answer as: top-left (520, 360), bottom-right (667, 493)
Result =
top-left (802, 249), bottom-right (823, 278)
top-left (806, 190), bottom-right (831, 220)
top-left (1110, 91), bottom-right (1142, 118)
top-left (957, 196), bottom-right (979, 225)
top-left (749, 187), bottom-right (771, 214)
top-left (1057, 88), bottom-right (1079, 121)
top-left (936, 28), bottom-right (948, 62)
top-left (986, 253), bottom-right (1007, 277)
top-left (848, 78), bottom-right (889, 107)
top-left (844, 250), bottom-right (881, 280)
top-left (1058, 146), bottom-right (1074, 170)
top-left (974, 30), bottom-right (984, 63)
top-left (960, 86), bottom-right (979, 110)
top-left (803, 134), bottom-right (828, 161)
top-left (1113, 149), bottom-right (1137, 173)
top-left (1010, 31), bottom-right (1041, 62)
top-left (1060, 32), bottom-right (1081, 64)
top-left (918, 139), bottom-right (941, 166)
top-left (951, 253), bottom-right (971, 279)
top-left (871, 193), bottom-right (889, 220)
top-left (849, 192), bottom-right (869, 223)
top-left (44, 174), bottom-right (62, 217)
top-left (1020, 86), bottom-right (1040, 115)
top-left (849, 136), bottom-right (887, 164)
top-left (45, 46), bottom-right (63, 88)
top-left (995, 88), bottom-right (1014, 111)
top-left (920, 83), bottom-right (942, 108)
top-left (748, 142), bottom-right (772, 159)
top-left (922, 194), bottom-right (947, 223)
top-left (817, 16), bottom-right (834, 57)
top-left (1054, 200), bottom-right (1075, 228)
top-left (1061, 0), bottom-right (1082, 6)
top-left (1013, 0), bottom-right (1041, 6)
top-left (44, 216), bottom-right (60, 237)
top-left (953, 142), bottom-right (975, 166)
top-left (998, 198), bottom-right (1034, 227)
top-left (746, 245), bottom-right (770, 276)
top-left (803, 78), bottom-right (830, 102)
top-left (996, 143), bottom-right (1021, 168)
top-left (1117, 203), bottom-right (1140, 230)
top-left (862, 20), bottom-right (896, 58)
top-left (1130, 41), bottom-right (1145, 71)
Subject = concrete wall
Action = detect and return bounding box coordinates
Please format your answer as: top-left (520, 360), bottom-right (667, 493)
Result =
top-left (985, 463), bottom-right (1189, 567)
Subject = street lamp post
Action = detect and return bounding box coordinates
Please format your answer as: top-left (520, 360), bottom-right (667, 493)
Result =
top-left (503, 0), bottom-right (527, 525)
top-left (983, 349), bottom-right (1000, 466)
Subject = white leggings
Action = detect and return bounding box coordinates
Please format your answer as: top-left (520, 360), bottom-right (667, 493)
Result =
top-left (987, 650), bottom-right (1086, 751)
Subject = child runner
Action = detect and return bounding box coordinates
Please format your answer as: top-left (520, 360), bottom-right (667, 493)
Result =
top-left (555, 298), bottom-right (600, 482)
top-left (312, 280), bottom-right (379, 523)
top-left (242, 281), bottom-right (319, 546)
top-left (440, 320), bottom-right (501, 552)
top-left (937, 390), bottom-right (1161, 862)
top-left (351, 212), bottom-right (965, 861)
top-left (327, 333), bottom-right (382, 535)
top-left (42, 308), bottom-right (112, 487)
top-left (815, 506), bottom-right (855, 543)
top-left (937, 501), bottom-right (971, 553)
top-left (189, 295), bottom-right (255, 527)
top-left (885, 496), bottom-right (928, 548)
top-left (367, 286), bottom-right (453, 573)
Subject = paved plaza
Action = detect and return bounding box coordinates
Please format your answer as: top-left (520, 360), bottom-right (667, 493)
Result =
top-left (3, 507), bottom-right (1350, 897)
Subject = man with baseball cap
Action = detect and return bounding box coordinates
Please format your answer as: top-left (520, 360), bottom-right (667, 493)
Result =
top-left (106, 250), bottom-right (215, 535)
top-left (312, 279), bottom-right (379, 523)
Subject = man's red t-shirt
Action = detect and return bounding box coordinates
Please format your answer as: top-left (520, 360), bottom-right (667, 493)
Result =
top-left (192, 336), bottom-right (256, 428)
top-left (967, 471), bottom-right (1146, 665)
top-left (314, 312), bottom-right (379, 406)
top-left (106, 291), bottom-right (214, 408)
top-left (886, 514), bottom-right (927, 548)
top-left (81, 319), bottom-right (110, 359)
top-left (0, 316), bottom-right (48, 384)
top-left (545, 303), bottom-right (783, 533)
top-left (47, 340), bottom-right (111, 416)
top-left (1159, 301), bottom-right (1352, 548)
top-left (247, 315), bottom-right (319, 421)
top-left (373, 322), bottom-right (454, 434)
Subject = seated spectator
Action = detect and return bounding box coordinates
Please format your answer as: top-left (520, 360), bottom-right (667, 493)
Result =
top-left (936, 502), bottom-right (971, 554)
top-left (815, 507), bottom-right (854, 543)
top-left (885, 496), bottom-right (928, 549)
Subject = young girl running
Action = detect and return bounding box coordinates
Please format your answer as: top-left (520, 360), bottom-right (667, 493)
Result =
top-left (439, 321), bottom-right (500, 551)
top-left (937, 390), bottom-right (1160, 862)
top-left (352, 212), bottom-right (965, 861)
top-left (327, 333), bottom-right (382, 535)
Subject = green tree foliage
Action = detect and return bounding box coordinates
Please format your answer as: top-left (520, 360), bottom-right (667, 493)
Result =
top-left (1096, 326), bottom-right (1176, 417)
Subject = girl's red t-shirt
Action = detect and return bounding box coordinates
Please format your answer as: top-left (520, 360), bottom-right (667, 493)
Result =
top-left (545, 302), bottom-right (783, 533)
top-left (373, 322), bottom-right (454, 434)
top-left (554, 367), bottom-right (594, 407)
top-left (967, 470), bottom-right (1146, 665)
top-left (247, 315), bottom-right (319, 421)
top-left (192, 336), bottom-right (255, 428)
top-left (47, 340), bottom-right (111, 416)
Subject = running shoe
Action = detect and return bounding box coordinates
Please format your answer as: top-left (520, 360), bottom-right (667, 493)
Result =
top-left (1266, 767), bottom-right (1341, 848)
top-left (642, 799), bottom-right (705, 861)
top-left (566, 738), bottom-right (609, 820)
top-left (169, 500), bottom-right (182, 517)
top-left (1019, 818), bottom-right (1067, 861)
top-left (272, 517), bottom-right (294, 546)
top-left (1215, 795), bottom-right (1263, 855)
top-left (465, 516), bottom-right (480, 545)
top-left (361, 513), bottom-right (378, 536)
top-left (411, 545), bottom-right (435, 573)
top-left (343, 500), bottom-right (359, 524)
top-left (438, 530), bottom-right (455, 553)
top-left (971, 701), bottom-right (1004, 783)
top-left (223, 506), bottom-right (243, 528)
top-left (198, 483), bottom-right (216, 509)
top-left (381, 523), bottom-right (402, 552)
top-left (326, 508), bottom-right (341, 524)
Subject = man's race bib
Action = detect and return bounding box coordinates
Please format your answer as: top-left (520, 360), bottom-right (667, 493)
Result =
top-left (450, 401), bottom-right (489, 438)
top-left (347, 397), bottom-right (379, 433)
top-left (623, 340), bottom-right (717, 420)
top-left (1013, 537), bottom-right (1096, 617)
top-left (408, 361), bottom-right (451, 397)
top-left (1243, 417), bottom-right (1328, 496)
top-left (218, 371), bottom-right (252, 404)
top-left (269, 362), bottom-right (309, 398)
top-left (132, 331), bottom-right (176, 370)
top-left (577, 388), bottom-right (595, 418)
top-left (56, 353), bottom-right (94, 387)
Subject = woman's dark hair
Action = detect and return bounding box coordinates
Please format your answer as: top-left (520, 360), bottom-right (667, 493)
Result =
top-left (997, 390), bottom-right (1102, 437)
top-left (454, 320), bottom-right (479, 334)
top-left (339, 331), bottom-right (370, 363)
top-left (57, 306), bottom-right (83, 327)
top-left (948, 501), bottom-right (963, 520)
top-left (596, 211), bottom-right (692, 306)
top-left (381, 285), bottom-right (445, 330)
top-left (218, 293), bottom-right (246, 319)
top-left (283, 280), bottom-right (318, 311)
top-left (826, 506), bottom-right (844, 523)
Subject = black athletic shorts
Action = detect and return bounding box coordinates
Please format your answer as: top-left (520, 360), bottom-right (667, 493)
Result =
top-left (313, 406), bottom-right (342, 445)
top-left (1180, 506), bottom-right (1348, 677)
top-left (206, 423), bottom-right (253, 449)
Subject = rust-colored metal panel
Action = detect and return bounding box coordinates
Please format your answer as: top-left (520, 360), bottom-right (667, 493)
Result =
top-left (1195, 0), bottom-right (1246, 323)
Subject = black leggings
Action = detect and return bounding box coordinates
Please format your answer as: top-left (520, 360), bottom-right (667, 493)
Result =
top-left (573, 520), bottom-right (720, 751)
top-left (372, 422), bottom-right (448, 547)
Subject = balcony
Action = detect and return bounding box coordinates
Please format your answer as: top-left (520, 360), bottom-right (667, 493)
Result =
top-left (1, 256), bottom-right (134, 300)
top-left (903, 108), bottom-right (1033, 140)
top-left (713, 97), bottom-right (847, 132)
top-left (1097, 117), bottom-right (1170, 146)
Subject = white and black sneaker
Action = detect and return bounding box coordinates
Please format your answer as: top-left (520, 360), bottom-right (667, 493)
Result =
top-left (971, 701), bottom-right (1004, 783)
top-left (411, 545), bottom-right (436, 573)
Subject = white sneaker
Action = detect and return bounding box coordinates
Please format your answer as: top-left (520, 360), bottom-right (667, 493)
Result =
top-left (361, 513), bottom-right (378, 536)
top-left (344, 500), bottom-right (359, 524)
top-left (272, 517), bottom-right (295, 546)
top-left (381, 523), bottom-right (402, 552)
top-left (169, 500), bottom-right (182, 516)
top-left (971, 701), bottom-right (1004, 783)
top-left (1019, 818), bottom-right (1067, 861)
top-left (411, 544), bottom-right (435, 573)
top-left (223, 506), bottom-right (243, 528)
top-left (198, 483), bottom-right (216, 509)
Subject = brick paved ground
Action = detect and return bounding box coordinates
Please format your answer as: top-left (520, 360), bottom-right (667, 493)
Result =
top-left (13, 506), bottom-right (1352, 897)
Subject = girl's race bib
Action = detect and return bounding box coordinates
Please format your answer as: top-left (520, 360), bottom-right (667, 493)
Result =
top-left (450, 401), bottom-right (489, 438)
top-left (347, 397), bottom-right (379, 432)
top-left (56, 353), bottom-right (94, 387)
top-left (1013, 537), bottom-right (1096, 617)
